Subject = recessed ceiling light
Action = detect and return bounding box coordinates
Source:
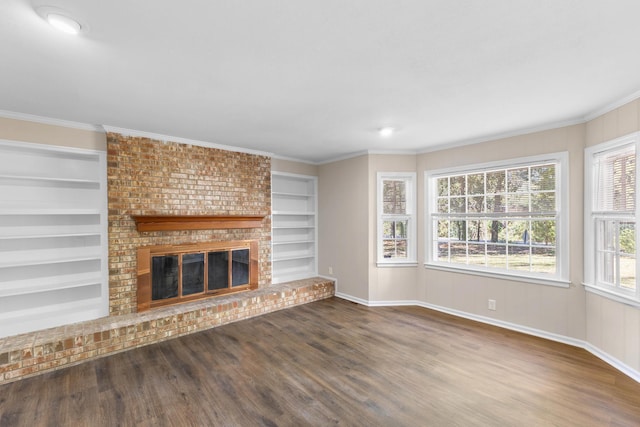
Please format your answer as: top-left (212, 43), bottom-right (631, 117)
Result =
top-left (378, 127), bottom-right (395, 137)
top-left (46, 13), bottom-right (81, 35)
top-left (35, 6), bottom-right (87, 35)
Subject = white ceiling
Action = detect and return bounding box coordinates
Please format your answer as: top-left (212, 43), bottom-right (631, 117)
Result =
top-left (2, 0), bottom-right (640, 163)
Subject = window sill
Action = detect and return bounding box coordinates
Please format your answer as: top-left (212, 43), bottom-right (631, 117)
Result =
top-left (583, 283), bottom-right (640, 308)
top-left (423, 263), bottom-right (570, 288)
top-left (377, 261), bottom-right (418, 268)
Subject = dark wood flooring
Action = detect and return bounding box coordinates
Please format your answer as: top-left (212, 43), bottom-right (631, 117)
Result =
top-left (1, 297), bottom-right (639, 426)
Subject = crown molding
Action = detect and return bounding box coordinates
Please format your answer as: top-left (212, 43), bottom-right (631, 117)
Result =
top-left (583, 88), bottom-right (640, 122)
top-left (367, 149), bottom-right (419, 156)
top-left (418, 117), bottom-right (585, 155)
top-left (102, 125), bottom-right (273, 158)
top-left (315, 150), bottom-right (371, 165)
top-left (270, 153), bottom-right (318, 165)
top-left (0, 110), bottom-right (103, 132)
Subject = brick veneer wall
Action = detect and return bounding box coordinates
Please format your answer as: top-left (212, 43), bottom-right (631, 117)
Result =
top-left (107, 133), bottom-right (272, 315)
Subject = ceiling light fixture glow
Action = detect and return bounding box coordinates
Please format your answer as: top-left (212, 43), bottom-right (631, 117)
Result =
top-left (378, 127), bottom-right (395, 137)
top-left (46, 13), bottom-right (81, 35)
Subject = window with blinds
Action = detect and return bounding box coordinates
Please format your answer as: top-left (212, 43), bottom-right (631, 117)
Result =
top-left (587, 136), bottom-right (638, 300)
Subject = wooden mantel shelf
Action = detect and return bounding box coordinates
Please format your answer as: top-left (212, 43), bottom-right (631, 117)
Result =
top-left (131, 215), bottom-right (266, 232)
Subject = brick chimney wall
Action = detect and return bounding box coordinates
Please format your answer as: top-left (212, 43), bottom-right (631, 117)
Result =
top-left (107, 133), bottom-right (272, 316)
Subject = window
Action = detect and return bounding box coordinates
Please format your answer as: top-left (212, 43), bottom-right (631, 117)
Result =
top-left (585, 133), bottom-right (639, 304)
top-left (425, 153), bottom-right (569, 286)
top-left (377, 172), bottom-right (417, 266)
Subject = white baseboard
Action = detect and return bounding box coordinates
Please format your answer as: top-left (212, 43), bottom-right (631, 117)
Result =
top-left (584, 343), bottom-right (640, 384)
top-left (332, 294), bottom-right (640, 384)
top-left (334, 291), bottom-right (369, 306)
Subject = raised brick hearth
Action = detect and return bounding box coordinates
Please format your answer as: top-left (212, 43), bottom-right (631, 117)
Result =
top-left (0, 278), bottom-right (334, 384)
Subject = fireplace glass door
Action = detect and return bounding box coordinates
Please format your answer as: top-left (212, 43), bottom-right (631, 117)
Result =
top-left (152, 255), bottom-right (179, 300)
top-left (182, 253), bottom-right (205, 296)
top-left (138, 240), bottom-right (258, 311)
top-left (149, 245), bottom-right (253, 304)
top-left (231, 249), bottom-right (249, 287)
top-left (208, 251), bottom-right (228, 290)
top-left (208, 249), bottom-right (250, 290)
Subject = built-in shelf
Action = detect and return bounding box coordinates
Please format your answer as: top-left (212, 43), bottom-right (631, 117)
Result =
top-left (0, 139), bottom-right (108, 339)
top-left (131, 215), bottom-right (266, 232)
top-left (271, 172), bottom-right (317, 284)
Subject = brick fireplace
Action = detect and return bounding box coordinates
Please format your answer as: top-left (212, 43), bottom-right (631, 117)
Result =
top-left (107, 133), bottom-right (272, 315)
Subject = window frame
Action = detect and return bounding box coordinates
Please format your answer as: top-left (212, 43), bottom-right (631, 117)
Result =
top-left (584, 132), bottom-right (640, 306)
top-left (377, 172), bottom-right (417, 267)
top-left (424, 152), bottom-right (570, 287)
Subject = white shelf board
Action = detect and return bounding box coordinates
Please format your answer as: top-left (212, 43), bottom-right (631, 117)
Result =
top-left (0, 254), bottom-right (101, 269)
top-left (271, 210), bottom-right (315, 216)
top-left (0, 272), bottom-right (102, 297)
top-left (0, 174), bottom-right (101, 185)
top-left (272, 255), bottom-right (315, 262)
top-left (272, 240), bottom-right (315, 245)
top-left (272, 191), bottom-right (314, 198)
top-left (0, 232), bottom-right (101, 240)
top-left (0, 209), bottom-right (102, 215)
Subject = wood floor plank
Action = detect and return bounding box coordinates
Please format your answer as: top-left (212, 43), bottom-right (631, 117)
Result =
top-left (1, 297), bottom-right (639, 426)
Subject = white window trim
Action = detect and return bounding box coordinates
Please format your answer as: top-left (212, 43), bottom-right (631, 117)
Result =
top-left (424, 152), bottom-right (570, 287)
top-left (377, 172), bottom-right (417, 267)
top-left (584, 132), bottom-right (640, 304)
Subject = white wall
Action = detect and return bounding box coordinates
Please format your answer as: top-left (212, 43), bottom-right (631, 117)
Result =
top-left (318, 155), bottom-right (370, 300)
top-left (271, 157), bottom-right (318, 177)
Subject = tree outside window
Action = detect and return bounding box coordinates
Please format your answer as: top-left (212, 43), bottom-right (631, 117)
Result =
top-left (426, 153), bottom-right (568, 285)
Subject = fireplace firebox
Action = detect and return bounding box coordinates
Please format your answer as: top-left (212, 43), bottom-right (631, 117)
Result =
top-left (137, 240), bottom-right (258, 312)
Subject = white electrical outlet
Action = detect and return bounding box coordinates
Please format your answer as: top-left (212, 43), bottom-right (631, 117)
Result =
top-left (488, 299), bottom-right (496, 311)
top-left (328, 267), bottom-right (333, 275)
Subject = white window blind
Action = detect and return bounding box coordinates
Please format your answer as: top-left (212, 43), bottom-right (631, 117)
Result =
top-left (593, 143), bottom-right (636, 213)
top-left (585, 133), bottom-right (639, 304)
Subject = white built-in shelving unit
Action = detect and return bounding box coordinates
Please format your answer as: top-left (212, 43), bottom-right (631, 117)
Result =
top-left (0, 139), bottom-right (108, 338)
top-left (271, 172), bottom-right (317, 284)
